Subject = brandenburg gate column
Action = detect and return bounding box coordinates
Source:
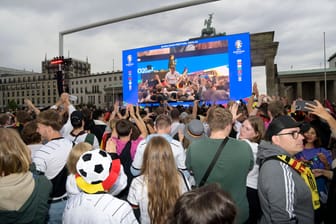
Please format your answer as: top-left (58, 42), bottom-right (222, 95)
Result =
top-left (315, 81), bottom-right (321, 100)
top-left (265, 56), bottom-right (276, 96)
top-left (297, 82), bottom-right (302, 98)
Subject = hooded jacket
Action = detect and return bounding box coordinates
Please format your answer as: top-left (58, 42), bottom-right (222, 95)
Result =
top-left (257, 140), bottom-right (314, 224)
top-left (0, 172), bottom-right (52, 224)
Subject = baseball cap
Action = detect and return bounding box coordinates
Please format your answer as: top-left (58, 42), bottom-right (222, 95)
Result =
top-left (70, 110), bottom-right (83, 127)
top-left (264, 115), bottom-right (302, 141)
top-left (184, 119), bottom-right (205, 142)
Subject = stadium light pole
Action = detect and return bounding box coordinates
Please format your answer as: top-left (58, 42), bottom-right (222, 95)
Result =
top-left (59, 0), bottom-right (220, 56)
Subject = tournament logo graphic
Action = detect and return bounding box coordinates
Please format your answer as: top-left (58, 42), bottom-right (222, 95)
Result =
top-left (127, 55), bottom-right (132, 64)
top-left (233, 40), bottom-right (245, 55)
top-left (235, 40), bottom-right (243, 50)
top-left (126, 54), bottom-right (134, 67)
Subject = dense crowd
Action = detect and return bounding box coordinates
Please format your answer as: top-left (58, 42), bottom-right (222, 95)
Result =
top-left (1, 83), bottom-right (336, 224)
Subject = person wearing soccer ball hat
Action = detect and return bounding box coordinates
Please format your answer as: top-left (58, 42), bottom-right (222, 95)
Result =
top-left (63, 141), bottom-right (138, 224)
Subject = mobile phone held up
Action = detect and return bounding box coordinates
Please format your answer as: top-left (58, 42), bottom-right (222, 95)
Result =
top-left (295, 100), bottom-right (317, 111)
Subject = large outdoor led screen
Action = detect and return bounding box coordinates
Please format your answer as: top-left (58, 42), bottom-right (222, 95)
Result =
top-left (122, 32), bottom-right (251, 106)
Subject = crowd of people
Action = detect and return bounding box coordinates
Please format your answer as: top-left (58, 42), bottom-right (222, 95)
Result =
top-left (138, 57), bottom-right (230, 104)
top-left (1, 83), bottom-right (336, 223)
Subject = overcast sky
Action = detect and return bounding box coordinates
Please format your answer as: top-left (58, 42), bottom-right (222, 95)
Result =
top-left (1, 0), bottom-right (335, 93)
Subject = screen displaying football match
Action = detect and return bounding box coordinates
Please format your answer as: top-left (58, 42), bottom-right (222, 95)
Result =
top-left (122, 32), bottom-right (251, 106)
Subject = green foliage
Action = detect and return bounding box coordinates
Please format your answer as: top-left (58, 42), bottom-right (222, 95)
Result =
top-left (7, 99), bottom-right (18, 111)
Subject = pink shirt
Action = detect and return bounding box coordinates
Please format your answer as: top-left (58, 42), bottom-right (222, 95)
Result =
top-left (111, 136), bottom-right (144, 160)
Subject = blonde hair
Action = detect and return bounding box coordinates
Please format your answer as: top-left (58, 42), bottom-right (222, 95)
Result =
top-left (0, 128), bottom-right (31, 176)
top-left (67, 142), bottom-right (93, 174)
top-left (207, 107), bottom-right (233, 131)
top-left (142, 136), bottom-right (182, 224)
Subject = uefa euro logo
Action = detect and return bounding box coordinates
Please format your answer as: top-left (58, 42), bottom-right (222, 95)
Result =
top-left (235, 40), bottom-right (242, 50)
top-left (126, 54), bottom-right (134, 66)
top-left (127, 55), bottom-right (132, 64)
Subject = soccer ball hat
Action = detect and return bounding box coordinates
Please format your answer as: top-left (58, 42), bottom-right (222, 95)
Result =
top-left (75, 148), bottom-right (121, 194)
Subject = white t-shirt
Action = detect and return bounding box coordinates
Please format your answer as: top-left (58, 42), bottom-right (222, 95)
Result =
top-left (165, 70), bottom-right (180, 85)
top-left (28, 143), bottom-right (43, 159)
top-left (170, 121), bottom-right (184, 138)
top-left (127, 174), bottom-right (189, 224)
top-left (60, 104), bottom-right (76, 138)
top-left (32, 137), bottom-right (73, 179)
top-left (65, 132), bottom-right (99, 148)
top-left (63, 192), bottom-right (138, 224)
top-left (131, 134), bottom-right (187, 175)
top-left (242, 139), bottom-right (259, 189)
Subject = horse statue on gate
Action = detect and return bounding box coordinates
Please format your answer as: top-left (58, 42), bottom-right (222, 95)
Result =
top-left (201, 13), bottom-right (216, 37)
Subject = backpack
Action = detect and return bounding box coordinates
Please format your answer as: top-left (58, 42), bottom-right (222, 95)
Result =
top-left (84, 133), bottom-right (95, 146)
top-left (72, 131), bottom-right (95, 146)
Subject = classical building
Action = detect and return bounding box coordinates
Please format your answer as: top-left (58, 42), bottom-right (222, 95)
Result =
top-left (0, 58), bottom-right (122, 112)
top-left (277, 54), bottom-right (336, 103)
top-left (0, 67), bottom-right (58, 112)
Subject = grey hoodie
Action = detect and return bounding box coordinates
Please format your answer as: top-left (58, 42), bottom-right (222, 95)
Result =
top-left (257, 140), bottom-right (314, 224)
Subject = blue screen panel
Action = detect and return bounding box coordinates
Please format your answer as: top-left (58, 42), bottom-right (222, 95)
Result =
top-left (122, 33), bottom-right (251, 106)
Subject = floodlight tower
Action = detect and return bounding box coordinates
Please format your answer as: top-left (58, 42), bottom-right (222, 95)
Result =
top-left (58, 0), bottom-right (220, 56)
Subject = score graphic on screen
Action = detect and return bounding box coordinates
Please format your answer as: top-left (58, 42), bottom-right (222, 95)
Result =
top-left (122, 32), bottom-right (251, 106)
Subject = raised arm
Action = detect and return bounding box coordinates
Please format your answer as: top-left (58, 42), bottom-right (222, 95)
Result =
top-left (129, 104), bottom-right (148, 138)
top-left (306, 100), bottom-right (336, 136)
top-left (25, 98), bottom-right (40, 115)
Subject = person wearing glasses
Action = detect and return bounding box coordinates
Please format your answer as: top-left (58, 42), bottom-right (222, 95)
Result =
top-left (257, 115), bottom-right (319, 224)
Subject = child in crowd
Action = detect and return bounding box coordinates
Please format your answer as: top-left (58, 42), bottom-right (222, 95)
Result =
top-left (63, 144), bottom-right (137, 224)
top-left (66, 142), bottom-right (127, 198)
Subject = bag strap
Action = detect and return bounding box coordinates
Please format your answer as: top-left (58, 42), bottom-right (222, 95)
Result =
top-left (84, 133), bottom-right (95, 146)
top-left (178, 169), bottom-right (191, 191)
top-left (199, 137), bottom-right (229, 187)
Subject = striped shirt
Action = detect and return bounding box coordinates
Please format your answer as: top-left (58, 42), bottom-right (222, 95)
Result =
top-left (63, 192), bottom-right (138, 224)
top-left (32, 137), bottom-right (73, 179)
top-left (131, 134), bottom-right (187, 175)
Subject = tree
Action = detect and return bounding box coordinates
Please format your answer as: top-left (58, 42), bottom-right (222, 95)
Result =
top-left (7, 99), bottom-right (18, 111)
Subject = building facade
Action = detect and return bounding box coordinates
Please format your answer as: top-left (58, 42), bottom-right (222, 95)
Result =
top-left (0, 58), bottom-right (123, 112)
top-left (278, 56), bottom-right (336, 103)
